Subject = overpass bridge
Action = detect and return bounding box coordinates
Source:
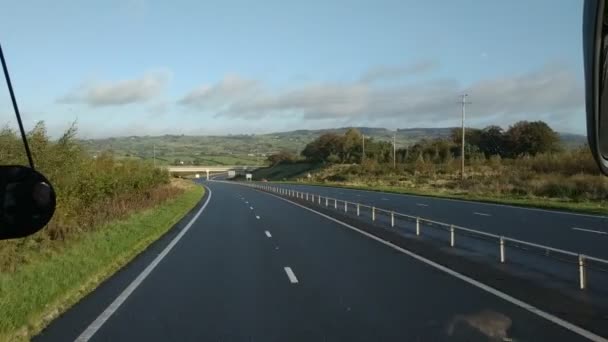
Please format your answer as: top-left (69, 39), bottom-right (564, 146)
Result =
top-left (165, 165), bottom-right (262, 180)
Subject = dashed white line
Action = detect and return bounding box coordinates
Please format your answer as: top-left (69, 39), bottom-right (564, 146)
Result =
top-left (256, 215), bottom-right (260, 219)
top-left (473, 212), bottom-right (491, 217)
top-left (265, 230), bottom-right (272, 238)
top-left (250, 206), bottom-right (254, 210)
top-left (416, 203), bottom-right (428, 207)
top-left (381, 198), bottom-right (389, 201)
top-left (284, 267), bottom-right (299, 283)
top-left (572, 227), bottom-right (607, 235)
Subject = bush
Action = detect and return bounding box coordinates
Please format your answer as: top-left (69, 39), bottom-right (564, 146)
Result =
top-left (0, 122), bottom-right (173, 271)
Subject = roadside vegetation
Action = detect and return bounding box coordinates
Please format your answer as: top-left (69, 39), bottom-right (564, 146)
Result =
top-left (0, 122), bottom-right (204, 340)
top-left (258, 122), bottom-right (608, 215)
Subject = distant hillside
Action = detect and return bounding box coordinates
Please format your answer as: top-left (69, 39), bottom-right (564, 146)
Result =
top-left (78, 127), bottom-right (586, 166)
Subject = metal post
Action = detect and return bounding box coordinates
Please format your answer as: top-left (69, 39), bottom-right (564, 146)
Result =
top-left (579, 255), bottom-right (586, 290)
top-left (450, 225), bottom-right (455, 247)
top-left (325, 197), bottom-right (328, 206)
top-left (318, 195), bottom-right (321, 204)
top-left (306, 193), bottom-right (308, 201)
top-left (344, 201), bottom-right (347, 212)
top-left (357, 203), bottom-right (360, 216)
top-left (393, 134), bottom-right (396, 169)
top-left (391, 212), bottom-right (395, 227)
top-left (500, 237), bottom-right (505, 263)
top-left (362, 135), bottom-right (365, 163)
top-left (459, 94), bottom-right (470, 180)
top-left (416, 217), bottom-right (420, 236)
top-left (334, 199), bottom-right (337, 209)
top-left (372, 207), bottom-right (375, 221)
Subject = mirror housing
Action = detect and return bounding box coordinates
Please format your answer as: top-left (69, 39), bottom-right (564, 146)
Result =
top-left (583, 0), bottom-right (608, 175)
top-left (0, 166), bottom-right (56, 239)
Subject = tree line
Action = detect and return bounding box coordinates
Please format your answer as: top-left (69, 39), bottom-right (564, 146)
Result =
top-left (267, 121), bottom-right (564, 165)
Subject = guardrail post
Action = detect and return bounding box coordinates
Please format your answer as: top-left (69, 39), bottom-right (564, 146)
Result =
top-left (357, 203), bottom-right (360, 216)
top-left (344, 201), bottom-right (347, 212)
top-left (579, 255), bottom-right (586, 290)
top-left (306, 193), bottom-right (309, 201)
top-left (311, 194), bottom-right (315, 202)
top-left (334, 199), bottom-right (337, 209)
top-left (325, 197), bottom-right (328, 206)
top-left (416, 217), bottom-right (420, 236)
top-left (391, 212), bottom-right (395, 227)
top-left (450, 225), bottom-right (455, 247)
top-left (372, 207), bottom-right (376, 221)
top-left (318, 195), bottom-right (321, 204)
top-left (500, 237), bottom-right (505, 263)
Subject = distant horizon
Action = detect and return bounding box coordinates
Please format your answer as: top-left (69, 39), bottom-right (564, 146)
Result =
top-left (74, 124), bottom-right (587, 140)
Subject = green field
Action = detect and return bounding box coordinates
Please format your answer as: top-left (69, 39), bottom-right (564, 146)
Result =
top-left (0, 182), bottom-right (204, 341)
top-left (80, 127), bottom-right (586, 166)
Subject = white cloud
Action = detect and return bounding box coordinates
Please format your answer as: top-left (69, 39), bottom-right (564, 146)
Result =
top-left (178, 63), bottom-right (583, 131)
top-left (58, 70), bottom-right (170, 107)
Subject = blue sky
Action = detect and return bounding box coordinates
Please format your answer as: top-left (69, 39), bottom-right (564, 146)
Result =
top-left (0, 0), bottom-right (585, 138)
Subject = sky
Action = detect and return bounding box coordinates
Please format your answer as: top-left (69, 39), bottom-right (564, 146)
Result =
top-left (0, 0), bottom-right (586, 138)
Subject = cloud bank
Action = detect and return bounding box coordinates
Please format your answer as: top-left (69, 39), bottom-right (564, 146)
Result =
top-left (58, 70), bottom-right (170, 107)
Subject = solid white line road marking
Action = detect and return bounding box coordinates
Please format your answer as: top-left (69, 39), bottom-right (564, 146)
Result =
top-left (265, 230), bottom-right (272, 238)
top-left (256, 215), bottom-right (260, 219)
top-left (473, 212), bottom-right (491, 217)
top-left (416, 203), bottom-right (428, 207)
top-left (572, 227), bottom-right (607, 235)
top-left (76, 186), bottom-right (213, 342)
top-left (284, 267), bottom-right (298, 283)
top-left (257, 190), bottom-right (607, 342)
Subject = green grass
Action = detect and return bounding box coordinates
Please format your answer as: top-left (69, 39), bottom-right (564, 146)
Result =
top-left (252, 162), bottom-right (323, 181)
top-left (275, 181), bottom-right (607, 216)
top-left (0, 183), bottom-right (204, 341)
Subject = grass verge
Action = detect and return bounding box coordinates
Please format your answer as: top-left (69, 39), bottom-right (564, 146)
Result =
top-left (0, 182), bottom-right (204, 341)
top-left (274, 181), bottom-right (607, 216)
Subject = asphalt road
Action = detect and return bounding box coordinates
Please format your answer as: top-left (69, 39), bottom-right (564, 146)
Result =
top-left (268, 183), bottom-right (608, 259)
top-left (35, 181), bottom-right (600, 341)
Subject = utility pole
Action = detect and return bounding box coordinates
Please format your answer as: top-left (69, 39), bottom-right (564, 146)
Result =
top-left (362, 134), bottom-right (365, 163)
top-left (393, 133), bottom-right (396, 168)
top-left (459, 94), bottom-right (471, 180)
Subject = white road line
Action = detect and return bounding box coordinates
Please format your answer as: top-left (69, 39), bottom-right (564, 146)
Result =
top-left (381, 198), bottom-right (389, 201)
top-left (250, 206), bottom-right (254, 210)
top-left (256, 215), bottom-right (260, 219)
top-left (245, 201), bottom-right (249, 204)
top-left (76, 186), bottom-right (213, 342)
top-left (265, 230), bottom-right (272, 238)
top-left (416, 203), bottom-right (429, 207)
top-left (257, 190), bottom-right (607, 342)
top-left (572, 227), bottom-right (608, 235)
top-left (284, 267), bottom-right (299, 283)
top-left (473, 212), bottom-right (491, 217)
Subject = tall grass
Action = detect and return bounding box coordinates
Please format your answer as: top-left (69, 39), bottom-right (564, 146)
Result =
top-left (288, 146), bottom-right (608, 207)
top-left (0, 122), bottom-right (175, 272)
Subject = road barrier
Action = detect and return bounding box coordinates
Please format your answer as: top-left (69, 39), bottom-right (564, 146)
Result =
top-left (244, 182), bottom-right (608, 292)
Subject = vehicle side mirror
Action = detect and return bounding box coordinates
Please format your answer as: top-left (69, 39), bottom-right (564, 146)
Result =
top-left (583, 0), bottom-right (608, 175)
top-left (0, 165), bottom-right (56, 239)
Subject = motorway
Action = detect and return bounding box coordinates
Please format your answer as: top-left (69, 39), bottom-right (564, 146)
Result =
top-left (268, 183), bottom-right (608, 259)
top-left (35, 181), bottom-right (603, 341)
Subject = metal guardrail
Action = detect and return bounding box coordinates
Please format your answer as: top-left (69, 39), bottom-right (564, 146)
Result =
top-left (245, 182), bottom-right (608, 291)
